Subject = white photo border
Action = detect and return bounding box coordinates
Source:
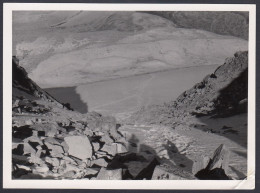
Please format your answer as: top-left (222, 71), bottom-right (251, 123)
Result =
top-left (3, 3), bottom-right (256, 189)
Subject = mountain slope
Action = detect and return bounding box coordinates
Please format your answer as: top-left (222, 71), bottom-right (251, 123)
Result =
top-left (146, 11), bottom-right (249, 40)
top-left (12, 56), bottom-right (60, 104)
top-left (127, 51), bottom-right (248, 125)
top-left (13, 11), bottom-right (248, 88)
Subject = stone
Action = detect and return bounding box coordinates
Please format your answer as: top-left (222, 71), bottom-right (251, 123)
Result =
top-left (92, 142), bottom-right (100, 152)
top-left (85, 168), bottom-right (99, 176)
top-left (207, 144), bottom-right (230, 172)
top-left (152, 166), bottom-right (187, 180)
top-left (152, 164), bottom-right (196, 180)
top-left (195, 168), bottom-right (230, 180)
top-left (23, 143), bottom-right (37, 155)
top-left (135, 158), bottom-right (160, 180)
top-left (35, 149), bottom-right (46, 158)
top-left (94, 131), bottom-right (105, 136)
top-left (44, 137), bottom-right (61, 145)
top-left (83, 128), bottom-right (93, 136)
top-left (192, 156), bottom-right (211, 174)
top-left (194, 144), bottom-right (231, 180)
top-left (61, 141), bottom-right (69, 153)
top-left (100, 144), bottom-right (117, 156)
top-left (16, 164), bottom-right (31, 171)
top-left (63, 156), bottom-right (77, 165)
top-left (63, 171), bottom-right (76, 178)
top-left (45, 157), bottom-right (60, 167)
top-left (64, 136), bottom-right (92, 160)
top-left (114, 143), bottom-right (128, 154)
top-left (96, 168), bottom-right (122, 180)
top-left (45, 142), bottom-right (64, 158)
top-left (64, 163), bottom-right (81, 173)
top-left (25, 120), bottom-right (34, 125)
top-left (100, 143), bottom-right (127, 156)
top-left (157, 149), bottom-right (170, 159)
top-left (33, 164), bottom-right (49, 173)
top-left (28, 154), bottom-right (45, 165)
top-left (100, 134), bottom-right (114, 145)
top-left (90, 158), bottom-right (108, 167)
top-left (12, 144), bottom-right (25, 155)
top-left (74, 122), bottom-right (85, 130)
top-left (24, 136), bottom-right (43, 145)
top-left (12, 125), bottom-right (33, 140)
top-left (46, 128), bottom-right (57, 138)
top-left (12, 154), bottom-right (29, 165)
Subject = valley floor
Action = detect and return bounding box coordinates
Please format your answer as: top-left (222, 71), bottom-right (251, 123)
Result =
top-left (46, 64), bottom-right (219, 119)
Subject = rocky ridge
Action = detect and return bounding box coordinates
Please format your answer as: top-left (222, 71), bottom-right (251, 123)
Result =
top-left (127, 51), bottom-right (248, 125)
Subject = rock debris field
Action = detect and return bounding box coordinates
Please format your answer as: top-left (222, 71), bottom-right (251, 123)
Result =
top-left (12, 51), bottom-right (248, 180)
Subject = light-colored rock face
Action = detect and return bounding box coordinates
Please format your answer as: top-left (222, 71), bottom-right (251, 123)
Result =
top-left (64, 136), bottom-right (93, 160)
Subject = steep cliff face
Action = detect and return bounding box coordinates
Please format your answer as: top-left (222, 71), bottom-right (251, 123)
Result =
top-left (173, 51), bottom-right (248, 117)
top-left (12, 56), bottom-right (60, 104)
top-left (127, 51), bottom-right (248, 125)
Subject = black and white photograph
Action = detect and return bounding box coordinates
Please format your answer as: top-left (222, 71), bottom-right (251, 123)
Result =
top-left (3, 3), bottom-right (256, 189)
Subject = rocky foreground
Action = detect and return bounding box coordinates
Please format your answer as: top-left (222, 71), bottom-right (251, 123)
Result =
top-left (12, 52), bottom-right (248, 180)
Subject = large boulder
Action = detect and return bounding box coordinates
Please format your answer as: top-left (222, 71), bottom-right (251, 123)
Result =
top-left (192, 156), bottom-right (210, 174)
top-left (207, 144), bottom-right (230, 172)
top-left (64, 136), bottom-right (93, 160)
top-left (195, 144), bottom-right (231, 180)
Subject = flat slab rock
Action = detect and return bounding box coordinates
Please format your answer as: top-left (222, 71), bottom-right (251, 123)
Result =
top-left (64, 136), bottom-right (92, 160)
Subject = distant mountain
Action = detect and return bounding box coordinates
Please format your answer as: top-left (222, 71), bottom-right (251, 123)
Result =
top-left (13, 11), bottom-right (248, 88)
top-left (146, 11), bottom-right (249, 40)
top-left (127, 51), bottom-right (248, 125)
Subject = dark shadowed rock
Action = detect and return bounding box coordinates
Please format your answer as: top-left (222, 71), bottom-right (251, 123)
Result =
top-left (13, 126), bottom-right (33, 140)
top-left (134, 158), bottom-right (159, 180)
top-left (195, 168), bottom-right (230, 180)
